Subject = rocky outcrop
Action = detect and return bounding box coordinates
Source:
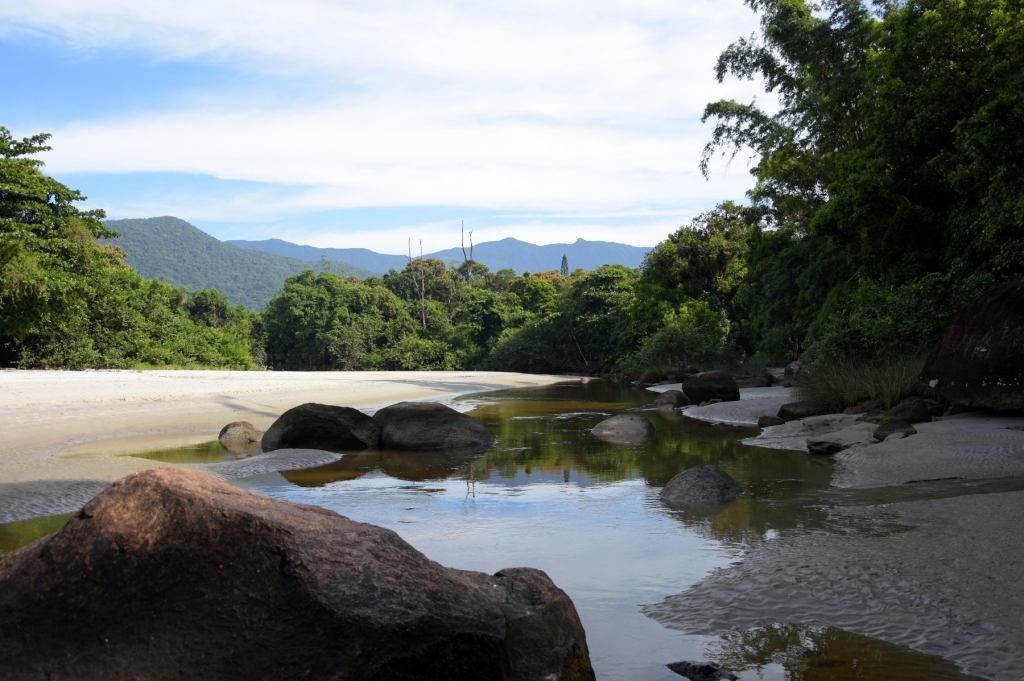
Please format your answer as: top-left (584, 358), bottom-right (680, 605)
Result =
top-left (0, 469), bottom-right (594, 681)
top-left (217, 421), bottom-right (263, 456)
top-left (659, 465), bottom-right (745, 509)
top-left (681, 372), bottom-right (740, 405)
top-left (920, 279), bottom-right (1024, 411)
top-left (374, 401), bottom-right (496, 450)
top-left (262, 403), bottom-right (381, 452)
top-left (757, 415), bottom-right (786, 428)
top-left (873, 419), bottom-right (917, 441)
top-left (667, 661), bottom-right (739, 681)
top-left (592, 414), bottom-right (655, 444)
top-left (884, 398), bottom-right (933, 424)
top-left (667, 361), bottom-right (700, 382)
top-left (806, 439), bottom-right (851, 456)
top-left (777, 400), bottom-right (831, 421)
top-left (653, 390), bottom-right (690, 409)
top-left (783, 360), bottom-right (808, 387)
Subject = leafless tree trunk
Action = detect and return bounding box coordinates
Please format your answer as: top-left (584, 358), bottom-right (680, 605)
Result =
top-left (461, 221), bottom-right (474, 284)
top-left (408, 238), bottom-right (427, 329)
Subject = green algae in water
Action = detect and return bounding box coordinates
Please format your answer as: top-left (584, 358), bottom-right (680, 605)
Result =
top-left (133, 440), bottom-right (238, 464)
top-left (0, 513), bottom-right (73, 556)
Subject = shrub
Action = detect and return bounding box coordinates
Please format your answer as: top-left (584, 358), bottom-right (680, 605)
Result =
top-left (795, 355), bottom-right (933, 411)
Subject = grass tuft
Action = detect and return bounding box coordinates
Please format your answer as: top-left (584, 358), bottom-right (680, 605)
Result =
top-left (795, 355), bottom-right (933, 411)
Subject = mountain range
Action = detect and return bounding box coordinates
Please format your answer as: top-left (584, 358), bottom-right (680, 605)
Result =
top-left (102, 217), bottom-right (375, 311)
top-left (103, 216), bottom-right (652, 311)
top-left (228, 237), bottom-right (651, 274)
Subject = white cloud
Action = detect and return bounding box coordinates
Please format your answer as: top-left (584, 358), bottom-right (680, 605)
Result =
top-left (3, 0), bottom-right (769, 231)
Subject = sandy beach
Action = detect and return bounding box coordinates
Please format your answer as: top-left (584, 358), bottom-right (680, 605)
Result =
top-left (0, 369), bottom-right (569, 521)
top-left (647, 384), bottom-right (1024, 680)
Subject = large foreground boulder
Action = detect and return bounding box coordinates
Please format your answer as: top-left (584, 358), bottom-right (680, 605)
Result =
top-left (681, 372), bottom-right (740, 405)
top-left (0, 469), bottom-right (594, 680)
top-left (374, 401), bottom-right (496, 450)
top-left (262, 403), bottom-right (381, 452)
top-left (660, 465), bottom-right (745, 509)
top-left (920, 279), bottom-right (1024, 411)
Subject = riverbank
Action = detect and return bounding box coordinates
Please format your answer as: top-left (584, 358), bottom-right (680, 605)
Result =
top-left (0, 370), bottom-right (569, 522)
top-left (646, 383), bottom-right (1024, 680)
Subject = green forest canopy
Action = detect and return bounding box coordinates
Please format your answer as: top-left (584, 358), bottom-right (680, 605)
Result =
top-left (1, 0), bottom-right (1021, 374)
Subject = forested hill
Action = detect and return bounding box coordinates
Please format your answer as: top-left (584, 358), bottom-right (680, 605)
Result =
top-left (103, 217), bottom-right (376, 310)
top-left (228, 236), bottom-right (651, 274)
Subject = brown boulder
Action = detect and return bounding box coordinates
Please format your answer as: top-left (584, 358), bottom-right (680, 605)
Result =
top-left (262, 403), bottom-right (381, 452)
top-left (217, 421), bottom-right (263, 456)
top-left (681, 371), bottom-right (740, 405)
top-left (920, 279), bottom-right (1024, 411)
top-left (0, 469), bottom-right (594, 680)
top-left (374, 401), bottom-right (496, 450)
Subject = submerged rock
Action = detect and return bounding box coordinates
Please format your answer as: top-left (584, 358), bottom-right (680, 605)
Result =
top-left (0, 469), bottom-right (594, 681)
top-left (217, 421), bottom-right (263, 456)
top-left (758, 415), bottom-right (786, 428)
top-left (660, 465), bottom-right (745, 509)
top-left (667, 661), bottom-right (739, 681)
top-left (920, 278), bottom-right (1024, 411)
top-left (262, 403), bottom-right (381, 452)
top-left (682, 372), bottom-right (740, 405)
top-left (783, 360), bottom-right (808, 387)
top-left (806, 439), bottom-right (851, 456)
top-left (374, 401), bottom-right (496, 450)
top-left (873, 419), bottom-right (917, 441)
top-left (778, 401), bottom-right (832, 421)
top-left (653, 390), bottom-right (690, 409)
top-left (592, 414), bottom-right (655, 444)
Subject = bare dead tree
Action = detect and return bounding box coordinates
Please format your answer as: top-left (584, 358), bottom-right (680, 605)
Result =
top-left (408, 238), bottom-right (427, 329)
top-left (460, 221), bottom-right (474, 284)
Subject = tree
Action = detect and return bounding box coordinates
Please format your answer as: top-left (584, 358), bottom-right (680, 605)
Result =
top-left (560, 254), bottom-right (569, 276)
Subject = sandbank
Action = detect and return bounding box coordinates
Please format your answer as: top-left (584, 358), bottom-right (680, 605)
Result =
top-left (0, 369), bottom-right (569, 522)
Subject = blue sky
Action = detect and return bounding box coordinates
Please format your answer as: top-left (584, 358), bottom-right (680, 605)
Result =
top-left (1, 0), bottom-right (767, 253)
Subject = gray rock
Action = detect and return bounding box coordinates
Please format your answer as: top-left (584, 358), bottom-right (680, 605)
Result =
top-left (778, 400), bottom-right (832, 421)
top-left (373, 401), bottom-right (496, 450)
top-left (735, 375), bottom-right (772, 388)
top-left (667, 361), bottom-right (700, 382)
top-left (592, 414), bottom-right (655, 444)
top-left (806, 439), bottom-right (850, 456)
top-left (920, 278), bottom-right (1024, 411)
top-left (873, 419), bottom-right (917, 441)
top-left (758, 415), bottom-right (786, 428)
top-left (653, 390), bottom-right (690, 409)
top-left (0, 469), bottom-right (595, 680)
top-left (843, 399), bottom-right (881, 415)
top-left (681, 372), bottom-right (740, 405)
top-left (667, 660), bottom-right (739, 681)
top-left (783, 360), bottom-right (808, 387)
top-left (217, 421), bottom-right (263, 457)
top-left (263, 403), bottom-right (380, 452)
top-left (659, 465), bottom-right (745, 509)
top-left (884, 397), bottom-right (933, 424)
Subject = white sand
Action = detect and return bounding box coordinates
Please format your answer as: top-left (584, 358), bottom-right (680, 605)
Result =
top-left (0, 369), bottom-right (569, 489)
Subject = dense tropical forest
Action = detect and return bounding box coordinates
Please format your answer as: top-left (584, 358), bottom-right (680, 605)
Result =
top-left (2, 0), bottom-right (1021, 384)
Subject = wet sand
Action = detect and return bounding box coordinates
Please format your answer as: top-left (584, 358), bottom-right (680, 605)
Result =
top-left (653, 384), bottom-right (1024, 680)
top-left (0, 369), bottom-right (569, 522)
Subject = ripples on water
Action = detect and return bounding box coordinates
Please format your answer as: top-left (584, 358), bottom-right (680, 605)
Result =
top-left (0, 382), bottom-right (984, 680)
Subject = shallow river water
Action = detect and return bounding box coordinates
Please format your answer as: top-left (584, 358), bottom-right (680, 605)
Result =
top-left (0, 382), bottom-right (985, 680)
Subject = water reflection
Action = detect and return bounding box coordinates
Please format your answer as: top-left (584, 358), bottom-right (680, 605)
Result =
top-left (700, 624), bottom-right (984, 680)
top-left (133, 440), bottom-right (239, 464)
top-left (0, 513), bottom-right (73, 556)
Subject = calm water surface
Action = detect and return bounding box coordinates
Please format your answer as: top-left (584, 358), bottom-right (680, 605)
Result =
top-left (1, 382), bottom-right (983, 680)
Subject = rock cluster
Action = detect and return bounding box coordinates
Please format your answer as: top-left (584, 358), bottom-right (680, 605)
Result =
top-left (921, 278), bottom-right (1024, 411)
top-left (0, 469), bottom-right (595, 680)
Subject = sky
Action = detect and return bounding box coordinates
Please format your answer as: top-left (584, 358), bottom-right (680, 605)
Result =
top-left (1, 0), bottom-right (769, 254)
